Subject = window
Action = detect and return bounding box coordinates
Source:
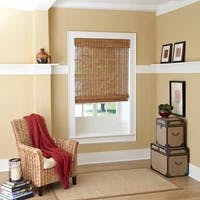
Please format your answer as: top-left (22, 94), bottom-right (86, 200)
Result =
top-left (68, 31), bottom-right (136, 143)
top-left (75, 103), bottom-right (117, 117)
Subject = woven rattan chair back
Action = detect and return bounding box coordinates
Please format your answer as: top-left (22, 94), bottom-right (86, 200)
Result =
top-left (11, 119), bottom-right (33, 147)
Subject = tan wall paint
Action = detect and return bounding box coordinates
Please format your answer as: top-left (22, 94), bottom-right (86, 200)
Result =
top-left (156, 2), bottom-right (200, 168)
top-left (49, 8), bottom-right (156, 65)
top-left (51, 74), bottom-right (156, 153)
top-left (0, 9), bottom-right (33, 63)
top-left (33, 75), bottom-right (52, 132)
top-left (1, 4), bottom-right (199, 164)
top-left (0, 75), bottom-right (53, 158)
top-left (49, 8), bottom-right (157, 153)
top-left (51, 75), bottom-right (68, 139)
top-left (157, 74), bottom-right (200, 167)
top-left (156, 2), bottom-right (200, 63)
top-left (0, 9), bottom-right (50, 64)
top-left (0, 76), bottom-right (34, 158)
top-left (32, 11), bottom-right (50, 63)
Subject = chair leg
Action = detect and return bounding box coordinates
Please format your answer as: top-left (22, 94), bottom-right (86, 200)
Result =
top-left (72, 176), bottom-right (77, 185)
top-left (38, 186), bottom-right (43, 196)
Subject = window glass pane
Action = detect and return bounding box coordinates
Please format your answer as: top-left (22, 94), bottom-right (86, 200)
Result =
top-left (96, 103), bottom-right (116, 116)
top-left (97, 103), bottom-right (106, 116)
top-left (83, 104), bottom-right (93, 117)
top-left (106, 102), bottom-right (116, 114)
top-left (75, 104), bottom-right (82, 117)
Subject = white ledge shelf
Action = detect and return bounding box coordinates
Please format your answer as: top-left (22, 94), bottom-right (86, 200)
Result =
top-left (0, 64), bottom-right (69, 75)
top-left (1, 62), bottom-right (200, 75)
top-left (152, 61), bottom-right (200, 74)
top-left (137, 61), bottom-right (200, 74)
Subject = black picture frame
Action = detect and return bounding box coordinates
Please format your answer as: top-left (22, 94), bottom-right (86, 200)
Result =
top-left (160, 43), bottom-right (173, 64)
top-left (172, 41), bottom-right (186, 63)
top-left (169, 81), bottom-right (186, 117)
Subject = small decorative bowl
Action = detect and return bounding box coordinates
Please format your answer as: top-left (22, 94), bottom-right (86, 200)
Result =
top-left (159, 110), bottom-right (171, 118)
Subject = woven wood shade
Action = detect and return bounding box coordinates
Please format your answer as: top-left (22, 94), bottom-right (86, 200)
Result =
top-left (75, 38), bottom-right (130, 103)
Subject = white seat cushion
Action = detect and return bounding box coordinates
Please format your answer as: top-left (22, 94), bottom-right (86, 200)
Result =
top-left (43, 157), bottom-right (56, 169)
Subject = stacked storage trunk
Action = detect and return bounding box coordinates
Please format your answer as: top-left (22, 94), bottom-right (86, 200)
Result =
top-left (151, 117), bottom-right (189, 177)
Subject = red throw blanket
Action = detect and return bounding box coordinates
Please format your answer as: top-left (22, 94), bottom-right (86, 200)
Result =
top-left (24, 114), bottom-right (72, 189)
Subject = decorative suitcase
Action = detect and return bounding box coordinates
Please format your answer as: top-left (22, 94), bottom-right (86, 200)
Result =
top-left (156, 117), bottom-right (185, 148)
top-left (151, 143), bottom-right (189, 177)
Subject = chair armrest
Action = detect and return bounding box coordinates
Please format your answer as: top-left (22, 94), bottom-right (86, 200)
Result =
top-left (18, 143), bottom-right (42, 154)
top-left (17, 143), bottom-right (45, 187)
top-left (54, 138), bottom-right (79, 177)
top-left (54, 138), bottom-right (79, 156)
top-left (18, 143), bottom-right (44, 170)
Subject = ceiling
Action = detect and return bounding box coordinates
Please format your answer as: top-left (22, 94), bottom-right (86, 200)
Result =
top-left (53, 0), bottom-right (198, 15)
top-left (0, 0), bottom-right (56, 10)
top-left (55, 0), bottom-right (183, 6)
top-left (0, 0), bottom-right (198, 15)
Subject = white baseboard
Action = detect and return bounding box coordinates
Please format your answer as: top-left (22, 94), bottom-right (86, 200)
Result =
top-left (2, 155), bottom-right (200, 181)
top-left (189, 163), bottom-right (200, 182)
top-left (0, 148), bottom-right (150, 171)
top-left (0, 159), bottom-right (9, 172)
top-left (78, 148), bottom-right (150, 165)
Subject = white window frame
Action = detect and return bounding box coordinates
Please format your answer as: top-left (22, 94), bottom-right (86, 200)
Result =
top-left (67, 31), bottom-right (136, 144)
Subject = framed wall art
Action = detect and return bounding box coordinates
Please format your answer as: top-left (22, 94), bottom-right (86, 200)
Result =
top-left (169, 80), bottom-right (186, 117)
top-left (160, 43), bottom-right (173, 64)
top-left (172, 41), bottom-right (186, 63)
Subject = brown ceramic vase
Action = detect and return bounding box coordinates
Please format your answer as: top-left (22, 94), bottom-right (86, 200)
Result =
top-left (36, 48), bottom-right (48, 64)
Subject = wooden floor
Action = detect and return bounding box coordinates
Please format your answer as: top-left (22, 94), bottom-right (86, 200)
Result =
top-left (1, 160), bottom-right (200, 200)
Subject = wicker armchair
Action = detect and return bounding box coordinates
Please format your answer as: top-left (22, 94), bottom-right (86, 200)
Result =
top-left (11, 118), bottom-right (78, 196)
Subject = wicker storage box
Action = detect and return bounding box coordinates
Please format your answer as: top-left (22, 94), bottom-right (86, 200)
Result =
top-left (156, 117), bottom-right (185, 148)
top-left (151, 143), bottom-right (189, 177)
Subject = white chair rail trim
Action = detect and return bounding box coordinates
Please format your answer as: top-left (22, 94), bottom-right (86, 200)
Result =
top-left (0, 64), bottom-right (62, 75)
top-left (0, 62), bottom-right (200, 75)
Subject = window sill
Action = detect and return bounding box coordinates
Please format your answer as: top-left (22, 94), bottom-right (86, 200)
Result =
top-left (69, 133), bottom-right (136, 144)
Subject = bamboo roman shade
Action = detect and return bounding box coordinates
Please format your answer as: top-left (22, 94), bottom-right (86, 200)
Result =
top-left (75, 38), bottom-right (130, 103)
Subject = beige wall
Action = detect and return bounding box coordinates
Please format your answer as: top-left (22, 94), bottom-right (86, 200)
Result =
top-left (33, 75), bottom-right (52, 132)
top-left (156, 2), bottom-right (200, 168)
top-left (0, 75), bottom-right (52, 158)
top-left (0, 74), bottom-right (156, 157)
top-left (156, 74), bottom-right (200, 167)
top-left (49, 8), bottom-right (156, 65)
top-left (0, 9), bottom-right (50, 64)
top-left (51, 75), bottom-right (68, 139)
top-left (49, 8), bottom-right (157, 153)
top-left (1, 4), bottom-right (199, 168)
top-left (156, 2), bottom-right (200, 63)
top-left (0, 76), bottom-right (34, 158)
top-left (51, 74), bottom-right (156, 153)
top-left (0, 9), bottom-right (33, 63)
top-left (0, 8), bottom-right (157, 158)
top-left (32, 11), bottom-right (50, 63)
